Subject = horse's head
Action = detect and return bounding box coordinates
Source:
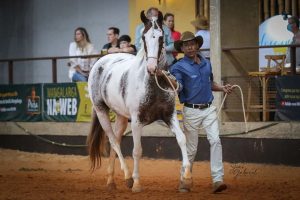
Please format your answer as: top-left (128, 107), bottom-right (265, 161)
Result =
top-left (141, 10), bottom-right (164, 75)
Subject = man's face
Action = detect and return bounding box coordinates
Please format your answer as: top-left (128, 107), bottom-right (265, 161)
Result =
top-left (107, 29), bottom-right (118, 43)
top-left (181, 40), bottom-right (199, 58)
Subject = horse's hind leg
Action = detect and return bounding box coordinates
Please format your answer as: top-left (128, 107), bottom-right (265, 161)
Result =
top-left (169, 113), bottom-right (193, 189)
top-left (107, 114), bottom-right (132, 190)
top-left (94, 108), bottom-right (132, 185)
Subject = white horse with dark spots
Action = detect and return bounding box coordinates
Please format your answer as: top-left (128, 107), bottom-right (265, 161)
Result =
top-left (87, 11), bottom-right (192, 192)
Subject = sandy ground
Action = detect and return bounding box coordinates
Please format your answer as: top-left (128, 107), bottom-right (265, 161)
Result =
top-left (0, 149), bottom-right (299, 200)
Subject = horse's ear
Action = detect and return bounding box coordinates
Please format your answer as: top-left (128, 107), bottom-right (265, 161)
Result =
top-left (157, 11), bottom-right (163, 25)
top-left (141, 10), bottom-right (148, 24)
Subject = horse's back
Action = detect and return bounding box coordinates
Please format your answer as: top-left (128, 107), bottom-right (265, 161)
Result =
top-left (88, 53), bottom-right (138, 117)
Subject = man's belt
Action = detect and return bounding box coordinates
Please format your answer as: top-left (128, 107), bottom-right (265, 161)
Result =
top-left (184, 103), bottom-right (211, 109)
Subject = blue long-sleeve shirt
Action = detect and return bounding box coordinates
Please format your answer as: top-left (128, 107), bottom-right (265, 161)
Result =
top-left (170, 54), bottom-right (214, 104)
top-left (135, 23), bottom-right (175, 66)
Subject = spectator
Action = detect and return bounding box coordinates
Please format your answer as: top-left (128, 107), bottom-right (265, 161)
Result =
top-left (169, 31), bottom-right (233, 193)
top-left (191, 15), bottom-right (210, 58)
top-left (119, 35), bottom-right (137, 54)
top-left (135, 7), bottom-right (175, 66)
top-left (164, 13), bottom-right (181, 58)
top-left (286, 16), bottom-right (300, 70)
top-left (68, 27), bottom-right (97, 82)
top-left (102, 27), bottom-right (120, 54)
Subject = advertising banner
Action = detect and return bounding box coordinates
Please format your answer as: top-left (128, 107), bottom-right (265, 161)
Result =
top-left (0, 84), bottom-right (42, 121)
top-left (43, 82), bottom-right (92, 122)
top-left (275, 76), bottom-right (300, 121)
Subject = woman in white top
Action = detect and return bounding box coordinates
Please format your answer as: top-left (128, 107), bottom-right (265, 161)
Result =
top-left (69, 27), bottom-right (97, 82)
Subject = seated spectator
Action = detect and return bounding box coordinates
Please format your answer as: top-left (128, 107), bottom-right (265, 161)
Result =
top-left (135, 7), bottom-right (175, 66)
top-left (164, 13), bottom-right (181, 58)
top-left (68, 27), bottom-right (97, 82)
top-left (102, 27), bottom-right (120, 54)
top-left (119, 35), bottom-right (137, 54)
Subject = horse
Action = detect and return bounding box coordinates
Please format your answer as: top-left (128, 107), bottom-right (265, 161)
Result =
top-left (87, 10), bottom-right (192, 192)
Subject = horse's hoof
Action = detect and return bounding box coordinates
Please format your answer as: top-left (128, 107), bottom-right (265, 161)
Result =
top-left (181, 178), bottom-right (193, 189)
top-left (125, 178), bottom-right (134, 188)
top-left (132, 185), bottom-right (143, 193)
top-left (107, 182), bottom-right (117, 191)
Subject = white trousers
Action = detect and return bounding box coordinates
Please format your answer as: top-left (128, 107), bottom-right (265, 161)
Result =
top-left (182, 105), bottom-right (224, 183)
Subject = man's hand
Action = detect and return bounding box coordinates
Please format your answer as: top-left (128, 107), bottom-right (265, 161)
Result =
top-left (155, 68), bottom-right (164, 76)
top-left (155, 69), bottom-right (179, 90)
top-left (222, 84), bottom-right (233, 94)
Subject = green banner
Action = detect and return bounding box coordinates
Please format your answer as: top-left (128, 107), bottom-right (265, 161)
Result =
top-left (43, 82), bottom-right (92, 122)
top-left (0, 84), bottom-right (42, 121)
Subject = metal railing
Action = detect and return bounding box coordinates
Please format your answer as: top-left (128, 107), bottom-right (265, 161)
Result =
top-left (222, 44), bottom-right (300, 75)
top-left (0, 54), bottom-right (103, 84)
top-left (0, 45), bottom-right (298, 84)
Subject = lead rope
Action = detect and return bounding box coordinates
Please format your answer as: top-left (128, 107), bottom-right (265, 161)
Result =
top-left (186, 85), bottom-right (248, 133)
top-left (154, 72), bottom-right (248, 133)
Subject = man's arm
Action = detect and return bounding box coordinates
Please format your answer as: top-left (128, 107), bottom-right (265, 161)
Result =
top-left (211, 82), bottom-right (233, 94)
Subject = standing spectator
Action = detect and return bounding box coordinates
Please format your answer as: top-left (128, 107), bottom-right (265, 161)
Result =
top-left (135, 7), bottom-right (175, 66)
top-left (164, 13), bottom-right (181, 58)
top-left (102, 27), bottom-right (120, 54)
top-left (119, 35), bottom-right (137, 53)
top-left (169, 31), bottom-right (233, 193)
top-left (68, 27), bottom-right (97, 82)
top-left (191, 15), bottom-right (210, 58)
top-left (286, 16), bottom-right (300, 69)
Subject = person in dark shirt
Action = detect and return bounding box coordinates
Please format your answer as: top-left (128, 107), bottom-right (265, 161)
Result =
top-left (102, 27), bottom-right (120, 54)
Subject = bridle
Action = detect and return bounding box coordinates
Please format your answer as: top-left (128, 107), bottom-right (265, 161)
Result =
top-left (143, 17), bottom-right (166, 71)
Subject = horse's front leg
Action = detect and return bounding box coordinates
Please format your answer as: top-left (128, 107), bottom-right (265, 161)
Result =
top-left (107, 114), bottom-right (132, 190)
top-left (130, 118), bottom-right (143, 192)
top-left (169, 113), bottom-right (193, 189)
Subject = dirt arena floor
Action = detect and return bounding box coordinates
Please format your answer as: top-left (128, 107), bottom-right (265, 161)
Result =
top-left (0, 149), bottom-right (299, 200)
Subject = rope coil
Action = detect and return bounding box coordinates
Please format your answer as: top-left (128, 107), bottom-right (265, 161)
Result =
top-left (154, 72), bottom-right (248, 133)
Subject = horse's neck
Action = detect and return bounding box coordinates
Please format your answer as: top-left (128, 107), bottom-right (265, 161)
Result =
top-left (158, 48), bottom-right (167, 70)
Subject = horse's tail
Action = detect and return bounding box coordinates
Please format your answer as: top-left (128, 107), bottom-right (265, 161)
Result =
top-left (86, 109), bottom-right (106, 171)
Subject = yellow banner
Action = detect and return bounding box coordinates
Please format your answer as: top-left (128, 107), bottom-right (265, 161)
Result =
top-left (76, 82), bottom-right (92, 122)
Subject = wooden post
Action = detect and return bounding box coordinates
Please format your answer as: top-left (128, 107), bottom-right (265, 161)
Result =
top-left (199, 0), bottom-right (204, 16)
top-left (204, 0), bottom-right (209, 19)
top-left (262, 76), bottom-right (267, 121)
top-left (292, 0), bottom-right (297, 16)
top-left (8, 61), bottom-right (13, 84)
top-left (278, 0), bottom-right (284, 14)
top-left (52, 58), bottom-right (57, 83)
top-left (264, 0), bottom-right (269, 20)
top-left (298, 0), bottom-right (300, 16)
top-left (270, 0), bottom-right (275, 17)
top-left (290, 46), bottom-right (296, 75)
top-left (259, 0), bottom-right (262, 24)
top-left (285, 0), bottom-right (291, 14)
top-left (210, 0), bottom-right (222, 118)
